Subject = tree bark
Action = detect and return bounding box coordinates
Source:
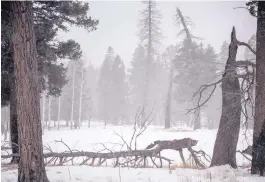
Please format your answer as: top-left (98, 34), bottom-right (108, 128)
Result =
top-left (252, 119), bottom-right (265, 176)
top-left (42, 93), bottom-right (45, 135)
top-left (210, 27), bottom-right (241, 168)
top-left (252, 1), bottom-right (265, 175)
top-left (11, 1), bottom-right (49, 181)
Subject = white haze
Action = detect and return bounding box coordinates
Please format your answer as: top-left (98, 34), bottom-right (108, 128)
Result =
top-left (60, 1), bottom-right (256, 68)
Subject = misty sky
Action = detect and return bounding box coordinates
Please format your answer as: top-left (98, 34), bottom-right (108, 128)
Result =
top-left (60, 1), bottom-right (256, 68)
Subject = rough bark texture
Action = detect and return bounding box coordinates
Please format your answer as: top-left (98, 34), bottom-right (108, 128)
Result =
top-left (252, 119), bottom-right (265, 175)
top-left (252, 1), bottom-right (265, 175)
top-left (210, 27), bottom-right (241, 168)
top-left (11, 1), bottom-right (48, 181)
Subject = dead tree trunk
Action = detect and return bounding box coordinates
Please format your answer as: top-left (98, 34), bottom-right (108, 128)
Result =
top-left (11, 1), bottom-right (49, 181)
top-left (2, 138), bottom-right (201, 168)
top-left (211, 27), bottom-right (241, 168)
top-left (252, 1), bottom-right (265, 175)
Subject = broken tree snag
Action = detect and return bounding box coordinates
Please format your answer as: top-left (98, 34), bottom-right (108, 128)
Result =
top-left (2, 138), bottom-right (205, 168)
top-left (211, 27), bottom-right (241, 169)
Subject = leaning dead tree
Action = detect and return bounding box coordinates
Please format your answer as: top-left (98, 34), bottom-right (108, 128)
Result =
top-left (188, 27), bottom-right (256, 168)
top-left (175, 8), bottom-right (202, 130)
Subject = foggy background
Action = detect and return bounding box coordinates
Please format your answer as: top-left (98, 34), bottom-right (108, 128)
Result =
top-left (61, 1), bottom-right (256, 68)
top-left (1, 1), bottom-right (257, 130)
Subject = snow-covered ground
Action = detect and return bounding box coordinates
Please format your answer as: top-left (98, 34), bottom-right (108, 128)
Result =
top-left (1, 121), bottom-right (263, 182)
top-left (2, 165), bottom-right (265, 182)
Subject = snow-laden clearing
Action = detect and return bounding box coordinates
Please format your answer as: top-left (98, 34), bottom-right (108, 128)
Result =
top-left (2, 121), bottom-right (261, 182)
top-left (2, 165), bottom-right (264, 182)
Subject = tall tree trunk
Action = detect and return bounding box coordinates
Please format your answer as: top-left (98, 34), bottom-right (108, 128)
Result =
top-left (141, 0), bottom-right (153, 126)
top-left (48, 96), bottom-right (51, 130)
top-left (193, 109), bottom-right (201, 130)
top-left (176, 8), bottom-right (192, 45)
top-left (42, 93), bottom-right (45, 135)
top-left (10, 77), bottom-right (19, 164)
top-left (78, 68), bottom-right (84, 129)
top-left (57, 96), bottom-right (61, 130)
top-left (11, 1), bottom-right (49, 181)
top-left (177, 8), bottom-right (201, 129)
top-left (252, 1), bottom-right (265, 175)
top-left (252, 119), bottom-right (265, 176)
top-left (71, 65), bottom-right (76, 129)
top-left (210, 27), bottom-right (241, 168)
top-left (165, 64), bottom-right (173, 129)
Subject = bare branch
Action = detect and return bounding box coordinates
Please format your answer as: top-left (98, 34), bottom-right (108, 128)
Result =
top-left (236, 40), bottom-right (256, 55)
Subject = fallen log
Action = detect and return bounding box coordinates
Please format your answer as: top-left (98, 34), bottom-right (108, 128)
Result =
top-left (1, 138), bottom-right (205, 168)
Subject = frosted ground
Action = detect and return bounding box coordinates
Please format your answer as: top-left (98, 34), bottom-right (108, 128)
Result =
top-left (1, 121), bottom-right (265, 182)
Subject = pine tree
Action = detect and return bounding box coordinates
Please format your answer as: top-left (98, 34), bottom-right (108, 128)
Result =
top-left (82, 64), bottom-right (99, 126)
top-left (174, 8), bottom-right (218, 129)
top-left (111, 55), bottom-right (126, 124)
top-left (99, 47), bottom-right (115, 125)
top-left (247, 1), bottom-right (265, 175)
top-left (162, 45), bottom-right (177, 128)
top-left (151, 55), bottom-right (169, 125)
top-left (1, 1), bottom-right (98, 161)
top-left (129, 45), bottom-right (146, 119)
top-left (217, 41), bottom-right (229, 72)
top-left (138, 0), bottom-right (162, 122)
top-left (11, 1), bottom-right (48, 180)
top-left (60, 63), bottom-right (74, 127)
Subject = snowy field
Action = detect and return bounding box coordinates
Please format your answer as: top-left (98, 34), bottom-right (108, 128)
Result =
top-left (1, 121), bottom-right (264, 182)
